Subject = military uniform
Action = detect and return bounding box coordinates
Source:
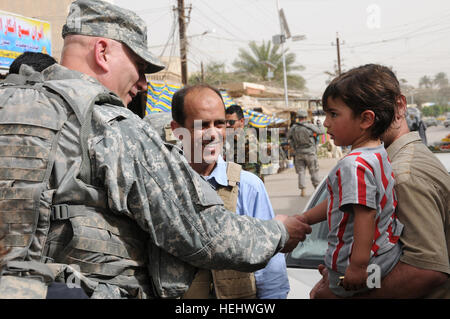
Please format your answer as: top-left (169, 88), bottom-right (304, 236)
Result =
top-left (0, 62), bottom-right (288, 299)
top-left (224, 127), bottom-right (262, 180)
top-left (0, 0), bottom-right (289, 299)
top-left (287, 117), bottom-right (325, 194)
top-left (183, 162), bottom-right (257, 299)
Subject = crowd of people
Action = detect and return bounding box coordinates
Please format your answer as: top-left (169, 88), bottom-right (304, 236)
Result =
top-left (0, 0), bottom-right (448, 300)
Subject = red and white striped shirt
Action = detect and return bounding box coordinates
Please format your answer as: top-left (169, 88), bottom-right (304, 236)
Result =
top-left (325, 144), bottom-right (404, 274)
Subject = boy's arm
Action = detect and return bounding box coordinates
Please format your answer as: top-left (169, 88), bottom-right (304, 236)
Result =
top-left (301, 200), bottom-right (328, 225)
top-left (342, 204), bottom-right (375, 290)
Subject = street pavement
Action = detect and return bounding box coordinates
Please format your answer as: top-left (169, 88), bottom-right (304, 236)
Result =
top-left (264, 157), bottom-right (338, 216)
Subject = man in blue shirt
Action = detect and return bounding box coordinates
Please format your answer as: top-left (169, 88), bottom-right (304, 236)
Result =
top-left (170, 83), bottom-right (290, 299)
top-left (206, 157), bottom-right (290, 298)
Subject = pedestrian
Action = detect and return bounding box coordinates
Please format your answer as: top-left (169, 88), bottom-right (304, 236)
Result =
top-left (287, 109), bottom-right (325, 196)
top-left (311, 64), bottom-right (449, 299)
top-left (301, 64), bottom-right (404, 297)
top-left (169, 84), bottom-right (290, 299)
top-left (0, 0), bottom-right (311, 299)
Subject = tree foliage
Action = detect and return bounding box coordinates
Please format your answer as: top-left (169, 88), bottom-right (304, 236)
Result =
top-left (414, 72), bottom-right (450, 115)
top-left (232, 40), bottom-right (306, 90)
top-left (419, 75), bottom-right (433, 89)
top-left (421, 103), bottom-right (450, 117)
top-left (188, 61), bottom-right (231, 86)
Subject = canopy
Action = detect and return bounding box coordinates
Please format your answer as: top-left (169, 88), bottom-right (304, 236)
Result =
top-left (145, 81), bottom-right (286, 128)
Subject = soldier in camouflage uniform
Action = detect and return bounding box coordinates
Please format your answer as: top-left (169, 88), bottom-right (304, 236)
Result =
top-left (224, 105), bottom-right (263, 180)
top-left (0, 0), bottom-right (311, 299)
top-left (287, 109), bottom-right (326, 197)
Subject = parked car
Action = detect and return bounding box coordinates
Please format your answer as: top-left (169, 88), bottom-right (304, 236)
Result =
top-left (444, 114), bottom-right (450, 128)
top-left (423, 117), bottom-right (438, 127)
top-left (286, 150), bottom-right (450, 299)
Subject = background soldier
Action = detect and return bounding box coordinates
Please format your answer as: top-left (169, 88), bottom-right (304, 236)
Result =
top-left (225, 104), bottom-right (263, 180)
top-left (287, 109), bottom-right (325, 197)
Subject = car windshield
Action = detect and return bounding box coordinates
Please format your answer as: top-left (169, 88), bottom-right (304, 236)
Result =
top-left (286, 181), bottom-right (329, 269)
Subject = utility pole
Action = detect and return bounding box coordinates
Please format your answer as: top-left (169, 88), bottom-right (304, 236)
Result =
top-left (336, 32), bottom-right (342, 76)
top-left (201, 61), bottom-right (205, 83)
top-left (177, 0), bottom-right (188, 85)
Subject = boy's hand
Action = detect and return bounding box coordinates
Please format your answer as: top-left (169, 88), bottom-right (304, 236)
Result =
top-left (275, 214), bottom-right (312, 252)
top-left (343, 263), bottom-right (368, 291)
top-left (297, 213), bottom-right (309, 225)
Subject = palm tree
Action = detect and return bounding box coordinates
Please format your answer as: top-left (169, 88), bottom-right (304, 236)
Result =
top-left (232, 40), bottom-right (305, 90)
top-left (433, 72), bottom-right (449, 89)
top-left (419, 75), bottom-right (433, 89)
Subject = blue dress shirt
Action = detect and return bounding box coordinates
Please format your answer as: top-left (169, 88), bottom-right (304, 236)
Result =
top-left (204, 156), bottom-right (290, 299)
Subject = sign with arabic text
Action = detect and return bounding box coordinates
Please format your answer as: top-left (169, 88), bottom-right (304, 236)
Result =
top-left (0, 10), bottom-right (52, 69)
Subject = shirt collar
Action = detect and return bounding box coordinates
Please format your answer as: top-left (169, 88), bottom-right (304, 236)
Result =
top-left (386, 131), bottom-right (421, 159)
top-left (204, 156), bottom-right (229, 187)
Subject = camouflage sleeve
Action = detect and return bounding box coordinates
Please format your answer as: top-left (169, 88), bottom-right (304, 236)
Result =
top-left (90, 106), bottom-right (287, 272)
top-left (306, 123), bottom-right (326, 135)
top-left (287, 127), bottom-right (293, 145)
top-left (245, 128), bottom-right (260, 168)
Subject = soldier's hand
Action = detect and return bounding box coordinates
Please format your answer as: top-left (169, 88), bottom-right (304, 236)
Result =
top-left (275, 214), bottom-right (312, 253)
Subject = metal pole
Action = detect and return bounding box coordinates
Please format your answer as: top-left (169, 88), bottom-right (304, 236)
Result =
top-left (277, 0), bottom-right (289, 108)
top-left (336, 32), bottom-right (341, 76)
top-left (178, 0), bottom-right (188, 85)
top-left (201, 61), bottom-right (205, 83)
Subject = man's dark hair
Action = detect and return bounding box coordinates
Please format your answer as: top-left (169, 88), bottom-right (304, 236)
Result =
top-left (9, 52), bottom-right (57, 74)
top-left (171, 84), bottom-right (225, 126)
top-left (225, 104), bottom-right (244, 120)
top-left (322, 64), bottom-right (401, 139)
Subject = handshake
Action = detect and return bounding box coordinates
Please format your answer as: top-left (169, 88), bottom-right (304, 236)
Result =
top-left (275, 214), bottom-right (311, 253)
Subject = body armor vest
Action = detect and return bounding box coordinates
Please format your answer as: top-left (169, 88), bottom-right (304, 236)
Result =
top-left (183, 162), bottom-right (257, 299)
top-left (0, 68), bottom-right (150, 298)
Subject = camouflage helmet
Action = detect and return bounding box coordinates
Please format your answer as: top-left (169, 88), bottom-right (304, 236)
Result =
top-left (296, 109), bottom-right (308, 118)
top-left (63, 0), bottom-right (165, 74)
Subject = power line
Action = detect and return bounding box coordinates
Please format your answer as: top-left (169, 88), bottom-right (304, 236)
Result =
top-left (158, 8), bottom-right (178, 57)
top-left (193, 0), bottom-right (251, 41)
top-left (146, 10), bottom-right (172, 27)
top-left (230, 0), bottom-right (278, 32)
top-left (197, 0), bottom-right (254, 39)
top-left (249, 0), bottom-right (279, 27)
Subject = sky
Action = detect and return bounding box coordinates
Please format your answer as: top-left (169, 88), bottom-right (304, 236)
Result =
top-left (114, 0), bottom-right (450, 98)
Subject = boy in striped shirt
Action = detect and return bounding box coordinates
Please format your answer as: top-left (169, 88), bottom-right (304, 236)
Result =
top-left (301, 64), bottom-right (404, 297)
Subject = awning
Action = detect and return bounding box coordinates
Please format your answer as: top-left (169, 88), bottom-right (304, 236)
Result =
top-left (146, 81), bottom-right (181, 113)
top-left (145, 81), bottom-right (286, 128)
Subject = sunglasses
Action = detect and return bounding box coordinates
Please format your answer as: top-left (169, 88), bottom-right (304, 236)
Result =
top-left (226, 120), bottom-right (237, 126)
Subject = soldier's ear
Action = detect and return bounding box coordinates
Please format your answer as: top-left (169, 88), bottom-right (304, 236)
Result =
top-left (93, 38), bottom-right (109, 72)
